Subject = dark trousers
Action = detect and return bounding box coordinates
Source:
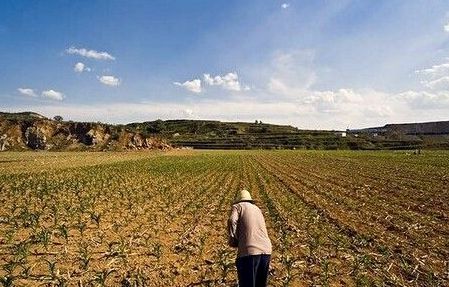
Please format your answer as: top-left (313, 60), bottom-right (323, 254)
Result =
top-left (236, 254), bottom-right (271, 287)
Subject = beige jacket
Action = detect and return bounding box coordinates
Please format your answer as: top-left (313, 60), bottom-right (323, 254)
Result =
top-left (228, 201), bottom-right (272, 257)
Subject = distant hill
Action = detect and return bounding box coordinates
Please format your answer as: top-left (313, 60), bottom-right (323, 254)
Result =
top-left (1, 111), bottom-right (448, 151)
top-left (348, 120), bottom-right (449, 149)
top-left (350, 121), bottom-right (449, 136)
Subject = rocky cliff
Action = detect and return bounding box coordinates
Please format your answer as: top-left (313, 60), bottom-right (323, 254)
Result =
top-left (0, 112), bottom-right (171, 151)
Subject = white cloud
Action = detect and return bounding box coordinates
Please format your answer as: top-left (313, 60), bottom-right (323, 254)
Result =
top-left (395, 90), bottom-right (449, 109)
top-left (203, 72), bottom-right (243, 91)
top-left (183, 108), bottom-right (194, 118)
top-left (174, 79), bottom-right (202, 93)
top-left (424, 76), bottom-right (449, 90)
top-left (17, 88), bottom-right (37, 97)
top-left (364, 105), bottom-right (394, 118)
top-left (98, 75), bottom-right (121, 87)
top-left (268, 50), bottom-right (317, 98)
top-left (281, 3), bottom-right (290, 9)
top-left (254, 50), bottom-right (399, 123)
top-left (416, 58), bottom-right (449, 90)
top-left (401, 58), bottom-right (449, 110)
top-left (415, 58), bottom-right (449, 90)
top-left (301, 89), bottom-right (362, 113)
top-left (415, 61), bottom-right (449, 79)
top-left (42, 90), bottom-right (64, 101)
top-left (444, 23), bottom-right (449, 32)
top-left (73, 62), bottom-right (91, 73)
top-left (66, 47), bottom-right (115, 61)
top-left (175, 72), bottom-right (248, 94)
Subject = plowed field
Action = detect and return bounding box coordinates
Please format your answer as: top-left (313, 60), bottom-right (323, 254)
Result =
top-left (0, 150), bottom-right (448, 286)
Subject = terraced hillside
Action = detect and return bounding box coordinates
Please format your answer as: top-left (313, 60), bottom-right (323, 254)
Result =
top-left (129, 119), bottom-right (446, 150)
top-left (127, 119), bottom-right (343, 149)
top-left (0, 150), bottom-right (448, 286)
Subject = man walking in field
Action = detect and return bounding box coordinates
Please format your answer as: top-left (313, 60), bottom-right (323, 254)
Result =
top-left (228, 189), bottom-right (272, 287)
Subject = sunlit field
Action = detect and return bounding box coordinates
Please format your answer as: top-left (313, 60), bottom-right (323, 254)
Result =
top-left (0, 150), bottom-right (448, 286)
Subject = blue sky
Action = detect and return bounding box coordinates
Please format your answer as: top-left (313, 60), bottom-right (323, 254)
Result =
top-left (2, 0), bottom-right (449, 129)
